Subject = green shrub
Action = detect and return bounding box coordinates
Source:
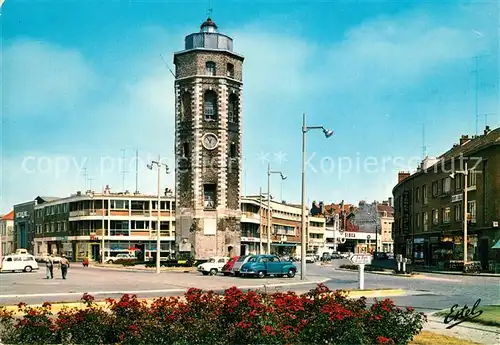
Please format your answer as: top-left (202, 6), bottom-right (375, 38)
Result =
top-left (0, 284), bottom-right (426, 345)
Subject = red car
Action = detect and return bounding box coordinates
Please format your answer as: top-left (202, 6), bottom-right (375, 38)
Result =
top-left (222, 256), bottom-right (240, 276)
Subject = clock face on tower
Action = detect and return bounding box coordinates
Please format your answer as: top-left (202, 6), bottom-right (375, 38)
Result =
top-left (202, 133), bottom-right (219, 150)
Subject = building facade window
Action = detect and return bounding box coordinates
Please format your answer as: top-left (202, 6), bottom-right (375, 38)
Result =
top-left (203, 184), bottom-right (216, 209)
top-left (228, 94), bottom-right (238, 123)
top-left (467, 169), bottom-right (477, 188)
top-left (454, 203), bottom-right (462, 221)
top-left (443, 177), bottom-right (451, 193)
top-left (467, 200), bottom-right (476, 223)
top-left (183, 142), bottom-right (190, 158)
top-left (423, 185), bottom-right (428, 204)
top-left (455, 174), bottom-right (463, 190)
top-left (415, 187), bottom-right (420, 203)
top-left (416, 213), bottom-right (420, 228)
top-left (432, 209), bottom-right (439, 224)
top-left (205, 61), bottom-right (216, 76)
top-left (203, 90), bottom-right (218, 121)
top-left (230, 142), bottom-right (236, 158)
top-left (423, 212), bottom-right (428, 231)
top-left (443, 207), bottom-right (451, 223)
top-left (111, 200), bottom-right (129, 210)
top-left (432, 181), bottom-right (438, 197)
top-left (226, 63), bottom-right (234, 77)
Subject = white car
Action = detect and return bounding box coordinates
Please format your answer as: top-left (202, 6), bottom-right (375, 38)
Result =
top-left (1, 254), bottom-right (39, 273)
top-left (197, 257), bottom-right (229, 275)
top-left (232, 255), bottom-right (252, 276)
top-left (106, 254), bottom-right (136, 264)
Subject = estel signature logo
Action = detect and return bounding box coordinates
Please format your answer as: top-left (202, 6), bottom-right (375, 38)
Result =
top-left (444, 299), bottom-right (483, 329)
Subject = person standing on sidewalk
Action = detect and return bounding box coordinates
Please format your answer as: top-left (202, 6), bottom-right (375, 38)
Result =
top-left (59, 254), bottom-right (70, 279)
top-left (45, 254), bottom-right (54, 279)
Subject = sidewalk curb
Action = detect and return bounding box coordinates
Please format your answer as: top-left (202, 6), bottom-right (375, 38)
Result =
top-left (335, 268), bottom-right (425, 278)
top-left (89, 265), bottom-right (196, 273)
top-left (413, 270), bottom-right (500, 278)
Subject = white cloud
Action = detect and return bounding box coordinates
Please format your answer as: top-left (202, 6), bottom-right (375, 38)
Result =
top-left (2, 39), bottom-right (97, 116)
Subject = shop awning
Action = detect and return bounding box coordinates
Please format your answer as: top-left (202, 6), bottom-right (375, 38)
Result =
top-left (271, 243), bottom-right (297, 247)
top-left (491, 240), bottom-right (500, 249)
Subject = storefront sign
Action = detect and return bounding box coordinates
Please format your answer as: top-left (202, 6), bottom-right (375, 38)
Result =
top-left (16, 211), bottom-right (29, 219)
top-left (241, 237), bottom-right (260, 242)
top-left (493, 221), bottom-right (498, 227)
top-left (451, 194), bottom-right (463, 203)
top-left (402, 191), bottom-right (410, 232)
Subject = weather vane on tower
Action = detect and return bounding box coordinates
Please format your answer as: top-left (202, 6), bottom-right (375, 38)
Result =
top-left (207, 0), bottom-right (213, 17)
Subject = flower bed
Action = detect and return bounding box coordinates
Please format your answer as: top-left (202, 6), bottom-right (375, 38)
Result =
top-left (0, 284), bottom-right (426, 345)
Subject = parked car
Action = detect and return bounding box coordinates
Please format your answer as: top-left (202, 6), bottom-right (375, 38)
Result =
top-left (197, 257), bottom-right (229, 276)
top-left (232, 255), bottom-right (251, 276)
top-left (106, 254), bottom-right (136, 264)
top-left (1, 254), bottom-right (39, 273)
top-left (330, 252), bottom-right (342, 259)
top-left (222, 256), bottom-right (240, 276)
top-left (375, 252), bottom-right (390, 260)
top-left (239, 255), bottom-right (297, 278)
top-left (305, 255), bottom-right (316, 263)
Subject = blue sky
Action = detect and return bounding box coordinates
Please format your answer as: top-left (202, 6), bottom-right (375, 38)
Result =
top-left (1, 0), bottom-right (499, 213)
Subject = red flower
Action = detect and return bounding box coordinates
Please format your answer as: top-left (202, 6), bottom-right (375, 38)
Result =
top-left (377, 336), bottom-right (395, 344)
top-left (406, 306), bottom-right (414, 312)
top-left (42, 302), bottom-right (52, 309)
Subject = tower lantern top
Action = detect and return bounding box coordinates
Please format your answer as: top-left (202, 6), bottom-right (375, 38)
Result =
top-left (200, 17), bottom-right (218, 33)
top-left (183, 16), bottom-right (234, 52)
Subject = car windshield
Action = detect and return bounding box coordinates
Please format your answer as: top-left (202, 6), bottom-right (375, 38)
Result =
top-left (237, 256), bottom-right (248, 262)
top-left (208, 258), bottom-right (216, 263)
top-left (247, 256), bottom-right (257, 262)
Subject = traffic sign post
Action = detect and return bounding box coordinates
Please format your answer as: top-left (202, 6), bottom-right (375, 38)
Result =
top-left (348, 254), bottom-right (372, 290)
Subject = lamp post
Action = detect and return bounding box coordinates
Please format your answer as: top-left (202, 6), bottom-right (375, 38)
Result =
top-left (450, 162), bottom-right (469, 265)
top-left (300, 112), bottom-right (333, 280)
top-left (267, 164), bottom-right (287, 254)
top-left (147, 155), bottom-right (170, 274)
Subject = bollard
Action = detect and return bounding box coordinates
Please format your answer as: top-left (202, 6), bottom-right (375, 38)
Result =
top-left (358, 263), bottom-right (365, 290)
top-left (397, 262), bottom-right (401, 272)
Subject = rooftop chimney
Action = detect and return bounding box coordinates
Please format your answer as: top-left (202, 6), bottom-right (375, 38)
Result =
top-left (484, 126), bottom-right (491, 135)
top-left (398, 171), bottom-right (410, 183)
top-left (459, 135), bottom-right (470, 146)
top-left (388, 197), bottom-right (393, 207)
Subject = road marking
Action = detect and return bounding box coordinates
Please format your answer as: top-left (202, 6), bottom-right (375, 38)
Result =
top-left (0, 278), bottom-right (330, 299)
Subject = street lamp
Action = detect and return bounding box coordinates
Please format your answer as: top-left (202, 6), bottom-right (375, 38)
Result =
top-left (449, 162), bottom-right (469, 265)
top-left (147, 155), bottom-right (170, 274)
top-left (367, 210), bottom-right (380, 258)
top-left (301, 112), bottom-right (333, 280)
top-left (267, 164), bottom-right (287, 254)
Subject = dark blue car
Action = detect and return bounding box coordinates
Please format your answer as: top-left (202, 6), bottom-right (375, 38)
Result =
top-left (239, 254), bottom-right (297, 278)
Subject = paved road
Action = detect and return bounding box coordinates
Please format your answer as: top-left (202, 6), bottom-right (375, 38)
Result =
top-left (0, 264), bottom-right (328, 305)
top-left (1, 261), bottom-right (498, 312)
top-left (307, 261), bottom-right (500, 313)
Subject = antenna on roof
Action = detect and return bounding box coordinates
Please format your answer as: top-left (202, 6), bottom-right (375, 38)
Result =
top-left (421, 123), bottom-right (427, 160)
top-left (159, 54), bottom-right (175, 78)
top-left (120, 149), bottom-right (129, 192)
top-left (82, 168), bottom-right (88, 191)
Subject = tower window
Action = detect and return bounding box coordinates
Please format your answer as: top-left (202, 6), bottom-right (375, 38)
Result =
top-left (203, 184), bottom-right (216, 209)
top-left (205, 61), bottom-right (216, 76)
top-left (180, 92), bottom-right (192, 121)
top-left (183, 142), bottom-right (190, 158)
top-left (230, 142), bottom-right (236, 158)
top-left (204, 90), bottom-right (218, 121)
top-left (228, 94), bottom-right (238, 123)
top-left (227, 63), bottom-right (234, 78)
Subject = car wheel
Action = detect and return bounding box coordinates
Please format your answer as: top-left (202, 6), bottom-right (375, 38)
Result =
top-left (107, 260), bottom-right (113, 264)
top-left (209, 268), bottom-right (218, 276)
top-left (257, 270), bottom-right (266, 279)
top-left (287, 269), bottom-right (296, 278)
top-left (24, 266), bottom-right (33, 273)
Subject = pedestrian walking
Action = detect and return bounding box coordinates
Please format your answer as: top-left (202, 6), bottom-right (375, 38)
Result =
top-left (82, 257), bottom-right (89, 267)
top-left (60, 254), bottom-right (70, 279)
top-left (46, 254), bottom-right (54, 279)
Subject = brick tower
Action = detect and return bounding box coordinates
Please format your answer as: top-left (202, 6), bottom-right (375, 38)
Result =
top-left (174, 17), bottom-right (244, 259)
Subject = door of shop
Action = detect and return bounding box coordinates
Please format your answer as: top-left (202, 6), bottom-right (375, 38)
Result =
top-left (91, 244), bottom-right (100, 261)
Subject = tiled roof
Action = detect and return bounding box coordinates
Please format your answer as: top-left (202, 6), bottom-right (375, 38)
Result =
top-left (324, 203), bottom-right (356, 215)
top-left (377, 204), bottom-right (393, 216)
top-left (2, 210), bottom-right (14, 221)
top-left (439, 127), bottom-right (500, 162)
